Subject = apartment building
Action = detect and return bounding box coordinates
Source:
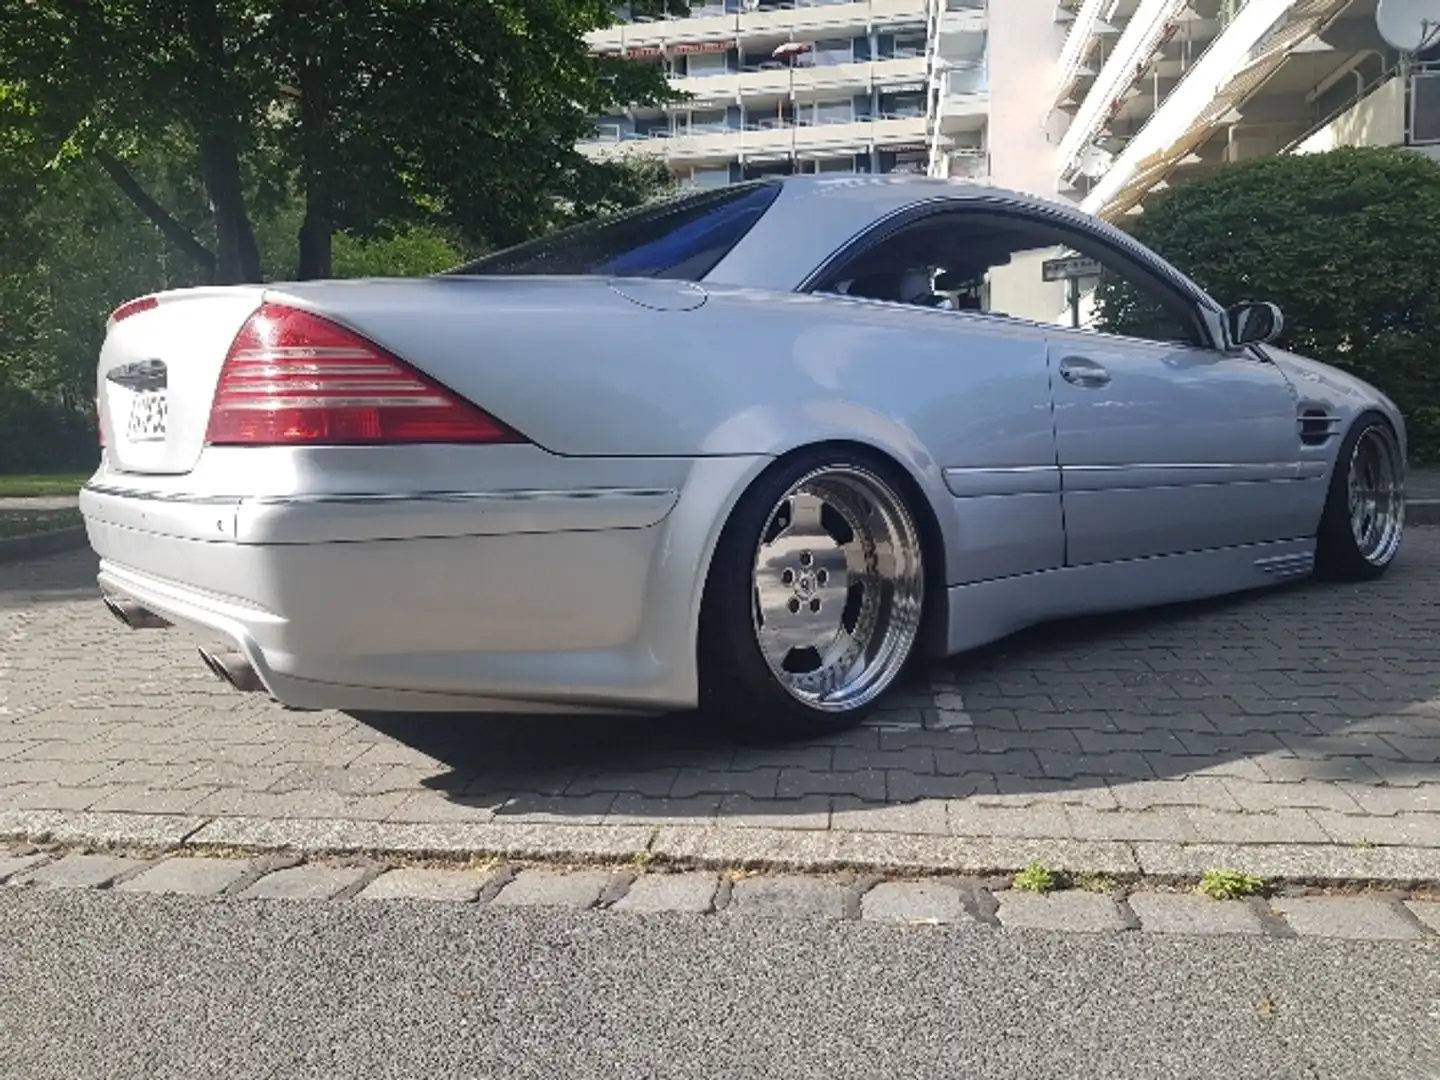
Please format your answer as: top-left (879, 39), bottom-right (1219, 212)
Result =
top-left (1051, 0), bottom-right (1439, 221)
top-left (582, 0), bottom-right (1439, 221)
top-left (581, 0), bottom-right (991, 187)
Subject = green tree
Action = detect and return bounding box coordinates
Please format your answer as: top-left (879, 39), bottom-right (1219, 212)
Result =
top-left (1096, 147), bottom-right (1440, 462)
top-left (0, 133), bottom-right (215, 470)
top-left (0, 0), bottom-right (675, 283)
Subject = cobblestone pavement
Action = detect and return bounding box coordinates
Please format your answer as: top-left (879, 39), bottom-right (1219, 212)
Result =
top-left (3, 843), bottom-right (1438, 941)
top-left (2, 534), bottom-right (1439, 881)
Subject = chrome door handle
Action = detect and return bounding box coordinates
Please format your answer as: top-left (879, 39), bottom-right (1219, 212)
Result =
top-left (1059, 357), bottom-right (1111, 387)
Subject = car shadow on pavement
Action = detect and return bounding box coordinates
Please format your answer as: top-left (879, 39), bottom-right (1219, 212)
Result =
top-left (350, 552), bottom-right (1440, 825)
top-left (9, 542), bottom-right (1438, 830)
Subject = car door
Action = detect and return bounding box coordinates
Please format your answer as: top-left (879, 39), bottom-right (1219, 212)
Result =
top-left (1030, 239), bottom-right (1307, 567)
top-left (814, 295), bottom-right (1065, 585)
top-left (1047, 325), bottom-right (1306, 565)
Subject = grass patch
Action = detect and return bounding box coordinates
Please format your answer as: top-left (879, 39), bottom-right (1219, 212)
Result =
top-left (0, 508), bottom-right (83, 539)
top-left (0, 472), bottom-right (90, 498)
top-left (1012, 862), bottom-right (1057, 894)
top-left (1073, 872), bottom-right (1118, 893)
top-left (1198, 868), bottom-right (1267, 900)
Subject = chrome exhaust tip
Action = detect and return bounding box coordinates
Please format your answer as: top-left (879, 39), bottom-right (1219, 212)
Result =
top-left (102, 596), bottom-right (131, 627)
top-left (103, 596), bottom-right (171, 630)
top-left (197, 647), bottom-right (264, 693)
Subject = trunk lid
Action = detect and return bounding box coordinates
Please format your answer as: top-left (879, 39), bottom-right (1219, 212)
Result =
top-left (98, 287), bottom-right (265, 475)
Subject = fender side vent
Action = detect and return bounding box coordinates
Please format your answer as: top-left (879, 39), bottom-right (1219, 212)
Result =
top-left (1298, 408), bottom-right (1341, 446)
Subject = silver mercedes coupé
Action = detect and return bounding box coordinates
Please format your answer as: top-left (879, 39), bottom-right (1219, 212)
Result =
top-left (82, 174), bottom-right (1406, 734)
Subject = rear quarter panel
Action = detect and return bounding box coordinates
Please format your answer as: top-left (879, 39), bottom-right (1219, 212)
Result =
top-left (267, 277), bottom-right (1058, 592)
top-left (268, 277), bottom-right (1048, 462)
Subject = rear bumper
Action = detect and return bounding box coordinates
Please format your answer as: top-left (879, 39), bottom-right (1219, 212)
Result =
top-left (80, 455), bottom-right (769, 712)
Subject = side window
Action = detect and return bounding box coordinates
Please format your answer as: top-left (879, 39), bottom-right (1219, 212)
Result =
top-left (813, 208), bottom-right (1208, 349)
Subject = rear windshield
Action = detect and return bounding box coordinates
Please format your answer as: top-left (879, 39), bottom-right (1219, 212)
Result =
top-left (445, 181), bottom-right (781, 280)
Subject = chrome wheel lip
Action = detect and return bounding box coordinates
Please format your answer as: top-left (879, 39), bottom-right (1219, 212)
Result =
top-left (750, 465), bottom-right (924, 714)
top-left (1347, 424), bottom-right (1404, 567)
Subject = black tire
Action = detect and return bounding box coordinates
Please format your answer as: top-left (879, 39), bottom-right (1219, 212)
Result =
top-left (1314, 412), bottom-right (1405, 582)
top-left (698, 446), bottom-right (927, 739)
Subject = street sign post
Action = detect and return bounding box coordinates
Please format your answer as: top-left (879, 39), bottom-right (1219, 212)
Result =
top-left (1042, 255), bottom-right (1103, 282)
top-left (1042, 255), bottom-right (1103, 328)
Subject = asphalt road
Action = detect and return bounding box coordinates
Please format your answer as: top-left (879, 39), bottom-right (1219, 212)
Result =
top-left (1, 889), bottom-right (1436, 1080)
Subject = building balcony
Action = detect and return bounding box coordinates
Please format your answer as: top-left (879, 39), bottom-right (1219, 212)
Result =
top-left (580, 112), bottom-right (932, 162)
top-left (669, 53), bottom-right (930, 101)
top-left (1056, 0), bottom-right (1191, 169)
top-left (587, 0), bottom-right (935, 55)
top-left (943, 146), bottom-right (990, 180)
top-left (1291, 66), bottom-right (1440, 157)
top-left (938, 0), bottom-right (986, 36)
top-left (1075, 0), bottom-right (1358, 220)
top-left (936, 59), bottom-right (987, 119)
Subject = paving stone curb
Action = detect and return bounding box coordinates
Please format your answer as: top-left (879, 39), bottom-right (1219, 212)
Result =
top-left (4, 844), bottom-right (1438, 942)
top-left (0, 525), bottom-right (88, 566)
top-left (3, 809), bottom-right (1439, 889)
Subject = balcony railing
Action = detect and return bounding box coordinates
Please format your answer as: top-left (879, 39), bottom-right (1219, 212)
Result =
top-left (589, 0), bottom-right (938, 52)
top-left (945, 146), bottom-right (989, 179)
top-left (679, 46), bottom-right (925, 77)
top-left (667, 52), bottom-right (931, 97)
top-left (608, 0), bottom-right (926, 24)
top-left (941, 58), bottom-right (986, 95)
top-left (589, 108), bottom-right (925, 141)
top-left (582, 111), bottom-right (931, 159)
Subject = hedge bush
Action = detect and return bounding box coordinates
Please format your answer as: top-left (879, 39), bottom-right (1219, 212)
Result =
top-left (1096, 146), bottom-right (1440, 463)
top-left (0, 384), bottom-right (97, 475)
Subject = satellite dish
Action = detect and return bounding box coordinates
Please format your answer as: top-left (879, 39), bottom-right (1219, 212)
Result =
top-left (1375, 0), bottom-right (1440, 52)
top-left (1076, 143), bottom-right (1114, 179)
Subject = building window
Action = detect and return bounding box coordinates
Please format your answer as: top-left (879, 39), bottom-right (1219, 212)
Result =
top-left (805, 98), bottom-right (855, 126)
top-left (687, 166), bottom-right (734, 188)
top-left (688, 109), bottom-right (731, 133)
top-left (800, 156), bottom-right (858, 174)
top-left (685, 50), bottom-right (730, 76)
top-left (879, 91), bottom-right (926, 119)
top-left (890, 31), bottom-right (927, 59)
top-left (810, 38), bottom-right (855, 66)
top-left (634, 116), bottom-right (673, 138)
top-left (742, 160), bottom-right (797, 180)
top-left (881, 150), bottom-right (927, 174)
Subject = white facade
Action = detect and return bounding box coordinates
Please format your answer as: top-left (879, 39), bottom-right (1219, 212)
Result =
top-left (1049, 0), bottom-right (1439, 220)
top-left (582, 0), bottom-right (1440, 217)
top-left (582, 0), bottom-right (989, 186)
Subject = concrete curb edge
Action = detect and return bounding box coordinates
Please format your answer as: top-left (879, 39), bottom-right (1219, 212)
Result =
top-left (1, 809), bottom-right (1437, 888)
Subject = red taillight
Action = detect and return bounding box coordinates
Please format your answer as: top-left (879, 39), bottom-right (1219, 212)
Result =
top-left (204, 303), bottom-right (524, 447)
top-left (110, 296), bottom-right (158, 324)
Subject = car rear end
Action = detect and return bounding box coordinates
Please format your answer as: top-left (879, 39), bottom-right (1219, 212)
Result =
top-left (82, 288), bottom-right (713, 713)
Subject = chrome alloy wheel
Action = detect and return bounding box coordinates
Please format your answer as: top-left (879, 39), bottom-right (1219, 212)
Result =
top-left (750, 466), bottom-right (924, 713)
top-left (1347, 424), bottom-right (1404, 567)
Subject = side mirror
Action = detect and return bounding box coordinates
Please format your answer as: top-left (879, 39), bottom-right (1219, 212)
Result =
top-left (1227, 301), bottom-right (1284, 347)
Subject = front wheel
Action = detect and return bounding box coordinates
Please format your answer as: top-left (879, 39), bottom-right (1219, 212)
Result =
top-left (699, 449), bottom-right (927, 737)
top-left (1315, 413), bottom-right (1405, 581)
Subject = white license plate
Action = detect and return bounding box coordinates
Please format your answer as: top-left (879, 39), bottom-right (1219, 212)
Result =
top-left (126, 391), bottom-right (168, 442)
